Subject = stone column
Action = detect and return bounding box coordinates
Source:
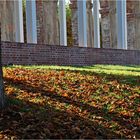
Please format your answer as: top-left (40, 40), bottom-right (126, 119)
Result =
top-left (36, 0), bottom-right (44, 43)
top-left (94, 0), bottom-right (139, 50)
top-left (26, 0), bottom-right (37, 43)
top-left (77, 0), bottom-right (87, 47)
top-left (36, 0), bottom-right (60, 45)
top-left (109, 0), bottom-right (117, 49)
top-left (70, 0), bottom-right (78, 46)
top-left (0, 1), bottom-right (15, 41)
top-left (70, 0), bottom-right (94, 47)
top-left (59, 0), bottom-right (67, 46)
top-left (100, 0), bottom-right (126, 49)
top-left (116, 0), bottom-right (127, 49)
top-left (132, 1), bottom-right (139, 50)
top-left (87, 0), bottom-right (94, 47)
top-left (0, 0), bottom-right (24, 42)
top-left (14, 0), bottom-right (24, 42)
top-left (93, 0), bottom-right (100, 48)
top-left (100, 0), bottom-right (111, 48)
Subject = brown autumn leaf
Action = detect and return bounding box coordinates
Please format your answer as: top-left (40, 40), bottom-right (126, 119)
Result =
top-left (1, 67), bottom-right (139, 139)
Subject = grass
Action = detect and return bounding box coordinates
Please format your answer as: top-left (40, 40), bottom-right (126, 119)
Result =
top-left (0, 65), bottom-right (140, 139)
top-left (13, 64), bottom-right (140, 76)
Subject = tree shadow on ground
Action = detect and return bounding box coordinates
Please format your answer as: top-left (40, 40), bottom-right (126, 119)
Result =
top-left (89, 65), bottom-right (140, 73)
top-left (0, 95), bottom-right (125, 139)
top-left (2, 76), bottom-right (140, 139)
top-left (46, 68), bottom-right (140, 86)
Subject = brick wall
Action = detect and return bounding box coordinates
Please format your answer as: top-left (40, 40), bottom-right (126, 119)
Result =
top-left (1, 42), bottom-right (140, 66)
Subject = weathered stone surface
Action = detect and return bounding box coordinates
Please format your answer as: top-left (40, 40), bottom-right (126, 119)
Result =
top-left (100, 16), bottom-right (110, 48)
top-left (134, 1), bottom-right (140, 50)
top-left (70, 0), bottom-right (94, 47)
top-left (100, 0), bottom-right (116, 49)
top-left (109, 1), bottom-right (117, 49)
top-left (0, 1), bottom-right (16, 42)
top-left (36, 0), bottom-right (60, 45)
top-left (127, 0), bottom-right (136, 50)
top-left (0, 0), bottom-right (140, 50)
top-left (70, 0), bottom-right (78, 46)
top-left (100, 0), bottom-right (140, 50)
top-left (86, 0), bottom-right (94, 47)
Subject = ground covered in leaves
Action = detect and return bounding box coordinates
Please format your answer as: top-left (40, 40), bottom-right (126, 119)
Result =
top-left (0, 65), bottom-right (140, 139)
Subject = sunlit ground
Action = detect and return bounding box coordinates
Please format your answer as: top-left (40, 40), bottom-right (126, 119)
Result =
top-left (0, 65), bottom-right (140, 139)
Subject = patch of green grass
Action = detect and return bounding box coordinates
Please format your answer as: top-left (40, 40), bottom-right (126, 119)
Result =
top-left (8, 98), bottom-right (23, 106)
top-left (10, 64), bottom-right (140, 76)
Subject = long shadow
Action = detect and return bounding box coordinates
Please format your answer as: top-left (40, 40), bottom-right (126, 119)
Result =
top-left (0, 96), bottom-right (125, 139)
top-left (4, 77), bottom-right (139, 137)
top-left (81, 65), bottom-right (140, 72)
top-left (5, 66), bottom-right (140, 86)
top-left (93, 66), bottom-right (140, 73)
top-left (46, 68), bottom-right (140, 86)
top-left (65, 65), bottom-right (140, 73)
top-left (125, 65), bottom-right (140, 68)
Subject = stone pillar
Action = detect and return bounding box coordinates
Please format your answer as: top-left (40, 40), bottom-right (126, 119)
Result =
top-left (100, 0), bottom-right (111, 48)
top-left (70, 0), bottom-right (94, 47)
top-left (77, 0), bottom-right (87, 47)
top-left (134, 1), bottom-right (140, 50)
top-left (125, 0), bottom-right (140, 50)
top-left (14, 0), bottom-right (24, 42)
top-left (126, 1), bottom-right (135, 50)
top-left (36, 0), bottom-right (59, 45)
top-left (70, 0), bottom-right (78, 46)
top-left (100, 0), bottom-right (122, 49)
top-left (96, 0), bottom-right (139, 50)
top-left (59, 0), bottom-right (67, 46)
top-left (26, 0), bottom-right (37, 43)
top-left (0, 1), bottom-right (16, 41)
top-left (87, 0), bottom-right (94, 47)
top-left (36, 0), bottom-right (44, 43)
top-left (109, 1), bottom-right (117, 49)
top-left (0, 0), bottom-right (24, 42)
top-left (93, 0), bottom-right (100, 48)
top-left (116, 0), bottom-right (127, 49)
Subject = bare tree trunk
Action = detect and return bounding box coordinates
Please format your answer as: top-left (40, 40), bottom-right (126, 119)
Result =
top-left (0, 22), bottom-right (6, 109)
